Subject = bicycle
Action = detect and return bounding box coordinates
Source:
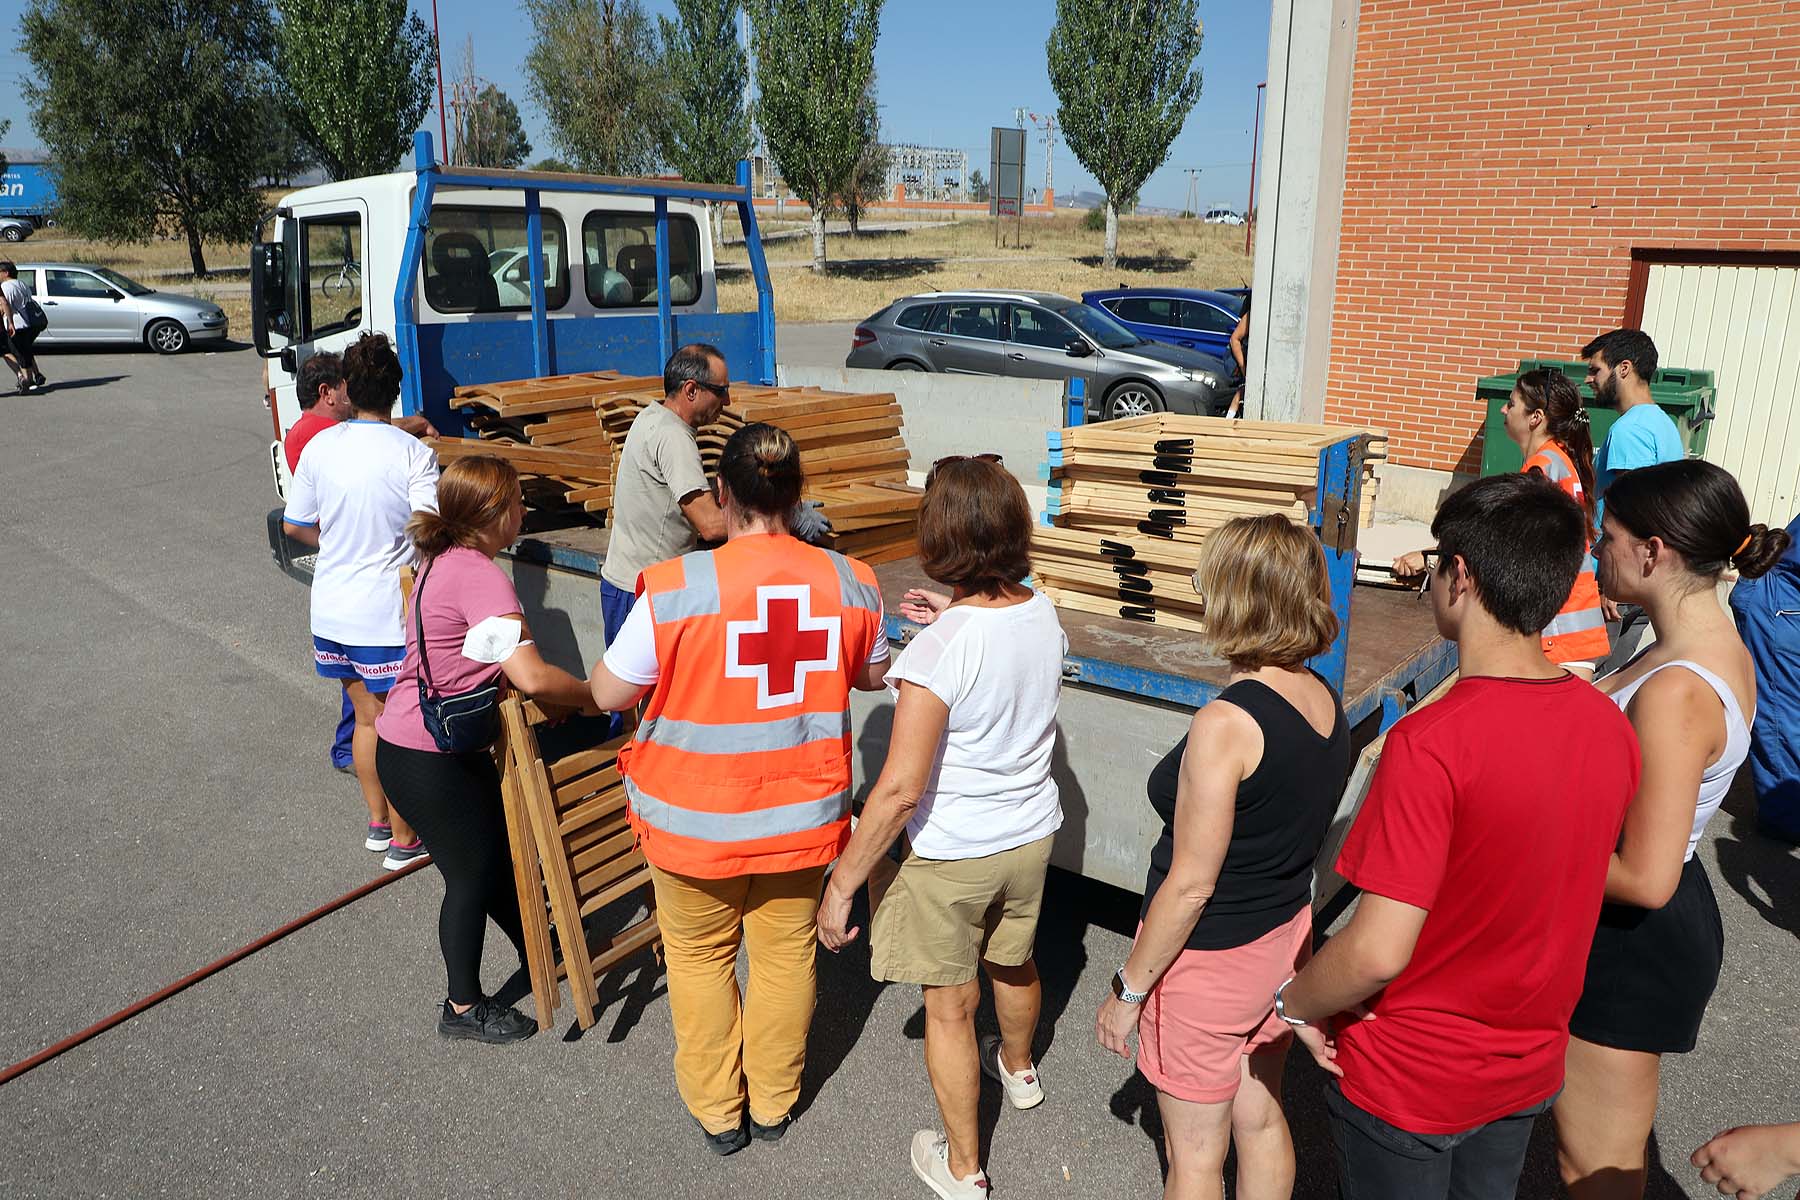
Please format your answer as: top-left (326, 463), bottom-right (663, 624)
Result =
top-left (320, 259), bottom-right (362, 301)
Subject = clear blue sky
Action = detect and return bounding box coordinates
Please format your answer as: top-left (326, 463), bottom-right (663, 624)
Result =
top-left (0, 0), bottom-right (1270, 213)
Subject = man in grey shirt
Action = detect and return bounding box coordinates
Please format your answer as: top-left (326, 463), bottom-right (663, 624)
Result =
top-left (600, 343), bottom-right (732, 642)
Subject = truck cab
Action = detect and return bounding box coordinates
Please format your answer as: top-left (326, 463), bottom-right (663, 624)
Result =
top-left (252, 133), bottom-right (776, 503)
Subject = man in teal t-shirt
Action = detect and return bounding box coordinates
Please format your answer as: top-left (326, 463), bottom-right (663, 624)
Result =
top-left (1584, 328), bottom-right (1684, 500)
top-left (1584, 328), bottom-right (1685, 673)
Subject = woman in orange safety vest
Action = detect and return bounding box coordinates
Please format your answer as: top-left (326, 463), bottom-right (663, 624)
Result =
top-left (1504, 368), bottom-right (1610, 673)
top-left (1394, 368), bottom-right (1609, 675)
top-left (588, 421), bottom-right (890, 1156)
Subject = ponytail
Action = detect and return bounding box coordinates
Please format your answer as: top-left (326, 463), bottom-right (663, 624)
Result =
top-left (718, 422), bottom-right (804, 518)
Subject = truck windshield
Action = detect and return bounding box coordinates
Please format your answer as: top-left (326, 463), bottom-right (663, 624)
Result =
top-left (1054, 301), bottom-right (1143, 350)
top-left (91, 267), bottom-right (154, 297)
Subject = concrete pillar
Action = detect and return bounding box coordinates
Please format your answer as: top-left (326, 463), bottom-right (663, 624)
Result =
top-left (1247, 0), bottom-right (1361, 423)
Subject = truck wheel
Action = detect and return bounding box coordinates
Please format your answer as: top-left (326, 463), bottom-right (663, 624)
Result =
top-left (146, 319), bottom-right (190, 355)
top-left (1105, 382), bottom-right (1165, 421)
top-left (1, 227), bottom-right (21, 242)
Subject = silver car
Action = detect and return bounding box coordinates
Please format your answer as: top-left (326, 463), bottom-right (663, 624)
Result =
top-left (845, 289), bottom-right (1235, 420)
top-left (0, 218), bottom-right (34, 243)
top-left (12, 262), bottom-right (229, 353)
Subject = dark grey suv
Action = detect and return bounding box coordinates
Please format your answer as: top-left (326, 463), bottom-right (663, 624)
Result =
top-left (845, 289), bottom-right (1236, 419)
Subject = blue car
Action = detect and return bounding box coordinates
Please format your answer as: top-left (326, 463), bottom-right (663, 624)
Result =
top-left (1081, 287), bottom-right (1248, 363)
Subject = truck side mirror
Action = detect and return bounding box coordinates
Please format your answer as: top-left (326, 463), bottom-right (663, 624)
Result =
top-left (250, 241), bottom-right (287, 358)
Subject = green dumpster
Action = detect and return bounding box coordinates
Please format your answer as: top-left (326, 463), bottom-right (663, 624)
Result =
top-left (1478, 363), bottom-right (1716, 477)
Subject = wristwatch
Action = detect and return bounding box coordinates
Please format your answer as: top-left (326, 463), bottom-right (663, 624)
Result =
top-left (1273, 976), bottom-right (1309, 1027)
top-left (1111, 967), bottom-right (1149, 1005)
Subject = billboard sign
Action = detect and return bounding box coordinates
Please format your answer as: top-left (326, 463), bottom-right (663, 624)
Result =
top-left (989, 127), bottom-right (1025, 218)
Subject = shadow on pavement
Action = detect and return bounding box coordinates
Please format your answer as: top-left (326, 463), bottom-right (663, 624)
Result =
top-left (23, 375), bottom-right (127, 394)
top-left (1712, 776), bottom-right (1800, 941)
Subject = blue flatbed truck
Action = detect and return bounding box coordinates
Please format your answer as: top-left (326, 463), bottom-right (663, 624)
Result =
top-left (256, 134), bottom-right (1454, 903)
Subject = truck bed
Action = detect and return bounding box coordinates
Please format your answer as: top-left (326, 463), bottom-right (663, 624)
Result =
top-left (869, 555), bottom-right (1451, 729)
top-left (500, 529), bottom-right (1457, 894)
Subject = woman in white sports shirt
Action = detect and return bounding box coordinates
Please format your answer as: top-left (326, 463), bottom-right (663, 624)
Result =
top-left (282, 332), bottom-right (438, 867)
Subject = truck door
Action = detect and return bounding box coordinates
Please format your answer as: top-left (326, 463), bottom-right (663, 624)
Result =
top-left (274, 201), bottom-right (369, 436)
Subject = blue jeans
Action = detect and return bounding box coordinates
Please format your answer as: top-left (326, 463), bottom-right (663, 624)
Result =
top-left (331, 689), bottom-right (355, 768)
top-left (601, 578), bottom-right (635, 646)
top-left (600, 578), bottom-right (636, 739)
top-left (1326, 1081), bottom-right (1556, 1200)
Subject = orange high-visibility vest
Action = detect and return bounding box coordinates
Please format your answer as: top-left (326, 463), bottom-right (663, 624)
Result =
top-left (615, 533), bottom-right (885, 879)
top-left (1525, 440), bottom-right (1611, 664)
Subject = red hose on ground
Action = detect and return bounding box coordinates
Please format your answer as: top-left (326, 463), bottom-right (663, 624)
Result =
top-left (0, 855), bottom-right (433, 1088)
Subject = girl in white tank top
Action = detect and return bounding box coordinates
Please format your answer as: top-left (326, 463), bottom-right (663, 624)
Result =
top-left (1555, 459), bottom-right (1790, 1200)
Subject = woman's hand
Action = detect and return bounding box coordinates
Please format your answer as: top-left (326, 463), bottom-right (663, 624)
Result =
top-left (1095, 994), bottom-right (1143, 1060)
top-left (899, 588), bottom-right (951, 626)
top-left (816, 881), bottom-right (860, 951)
top-left (1392, 550), bottom-right (1429, 580)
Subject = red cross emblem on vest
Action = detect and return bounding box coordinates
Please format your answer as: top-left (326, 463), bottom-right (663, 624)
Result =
top-left (725, 585), bottom-right (843, 709)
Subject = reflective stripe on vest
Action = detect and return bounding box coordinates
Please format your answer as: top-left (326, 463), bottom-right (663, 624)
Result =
top-left (637, 709), bottom-right (852, 755)
top-left (1543, 607), bottom-right (1606, 637)
top-left (648, 550), bottom-right (721, 618)
top-left (624, 777), bottom-right (852, 843)
top-left (830, 549), bottom-right (884, 614)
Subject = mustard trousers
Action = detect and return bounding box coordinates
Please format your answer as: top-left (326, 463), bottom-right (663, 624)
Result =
top-left (649, 863), bottom-right (827, 1134)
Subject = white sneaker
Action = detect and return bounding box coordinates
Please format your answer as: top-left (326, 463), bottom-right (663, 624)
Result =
top-left (910, 1130), bottom-right (989, 1198)
top-left (979, 1033), bottom-right (1045, 1109)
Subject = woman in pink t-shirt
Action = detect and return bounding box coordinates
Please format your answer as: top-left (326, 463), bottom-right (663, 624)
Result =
top-left (375, 456), bottom-right (597, 1045)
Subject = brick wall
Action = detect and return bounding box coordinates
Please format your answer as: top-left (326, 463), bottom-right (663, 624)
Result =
top-left (1325, 0), bottom-right (1800, 472)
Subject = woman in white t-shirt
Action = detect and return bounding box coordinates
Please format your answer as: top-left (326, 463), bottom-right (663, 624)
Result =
top-left (818, 456), bottom-right (1066, 1200)
top-left (282, 333), bottom-right (440, 867)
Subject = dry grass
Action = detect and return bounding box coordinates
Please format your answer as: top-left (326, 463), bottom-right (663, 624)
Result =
top-left (17, 210), bottom-right (1250, 333)
top-left (719, 212), bottom-right (1251, 323)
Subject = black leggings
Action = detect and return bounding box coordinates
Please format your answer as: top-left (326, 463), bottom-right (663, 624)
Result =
top-left (375, 737), bottom-right (526, 1006)
top-left (9, 325), bottom-right (38, 377)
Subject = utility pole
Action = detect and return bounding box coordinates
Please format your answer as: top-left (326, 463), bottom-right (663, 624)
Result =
top-left (1026, 111), bottom-right (1058, 202)
top-left (1247, 81), bottom-right (1266, 255)
top-left (1182, 168), bottom-right (1201, 218)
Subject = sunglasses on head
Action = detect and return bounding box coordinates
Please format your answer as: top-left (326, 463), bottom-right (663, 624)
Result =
top-left (925, 453), bottom-right (1002, 489)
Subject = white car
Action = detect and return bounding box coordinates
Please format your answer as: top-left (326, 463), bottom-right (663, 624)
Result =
top-left (1203, 208), bottom-right (1246, 225)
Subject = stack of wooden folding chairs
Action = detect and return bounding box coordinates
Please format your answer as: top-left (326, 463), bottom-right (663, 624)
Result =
top-left (494, 695), bottom-right (661, 1031)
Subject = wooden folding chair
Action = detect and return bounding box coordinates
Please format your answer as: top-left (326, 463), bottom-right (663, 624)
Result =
top-left (495, 702), bottom-right (566, 1027)
top-left (499, 694), bottom-right (660, 1030)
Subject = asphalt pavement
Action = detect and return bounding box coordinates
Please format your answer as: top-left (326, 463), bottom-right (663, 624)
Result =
top-left (0, 336), bottom-right (1795, 1199)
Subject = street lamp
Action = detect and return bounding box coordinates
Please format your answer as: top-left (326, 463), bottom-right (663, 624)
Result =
top-left (1245, 80), bottom-right (1266, 257)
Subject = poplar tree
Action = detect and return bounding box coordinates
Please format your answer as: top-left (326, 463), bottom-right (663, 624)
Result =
top-left (275, 0), bottom-right (438, 179)
top-left (746, 0), bottom-right (883, 273)
top-left (1048, 0), bottom-right (1203, 269)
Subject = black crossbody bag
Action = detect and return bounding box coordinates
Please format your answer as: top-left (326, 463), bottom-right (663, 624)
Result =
top-left (414, 554), bottom-right (502, 753)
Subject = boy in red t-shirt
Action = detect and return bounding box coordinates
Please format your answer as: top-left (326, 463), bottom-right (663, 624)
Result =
top-left (1277, 472), bottom-right (1640, 1199)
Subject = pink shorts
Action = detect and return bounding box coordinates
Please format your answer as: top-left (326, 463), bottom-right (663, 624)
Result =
top-left (1136, 906), bottom-right (1313, 1104)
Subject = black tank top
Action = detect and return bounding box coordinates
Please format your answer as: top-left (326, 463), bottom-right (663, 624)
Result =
top-left (1139, 675), bottom-right (1351, 950)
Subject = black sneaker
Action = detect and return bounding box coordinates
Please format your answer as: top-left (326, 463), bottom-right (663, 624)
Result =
top-left (437, 997), bottom-right (537, 1045)
top-left (749, 1114), bottom-right (792, 1143)
top-left (696, 1116), bottom-right (749, 1157)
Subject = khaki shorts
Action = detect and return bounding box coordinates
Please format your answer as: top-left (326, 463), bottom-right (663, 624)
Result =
top-left (869, 834), bottom-right (1055, 987)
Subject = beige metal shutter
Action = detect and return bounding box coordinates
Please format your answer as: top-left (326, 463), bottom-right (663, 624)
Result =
top-left (1640, 263), bottom-right (1800, 524)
